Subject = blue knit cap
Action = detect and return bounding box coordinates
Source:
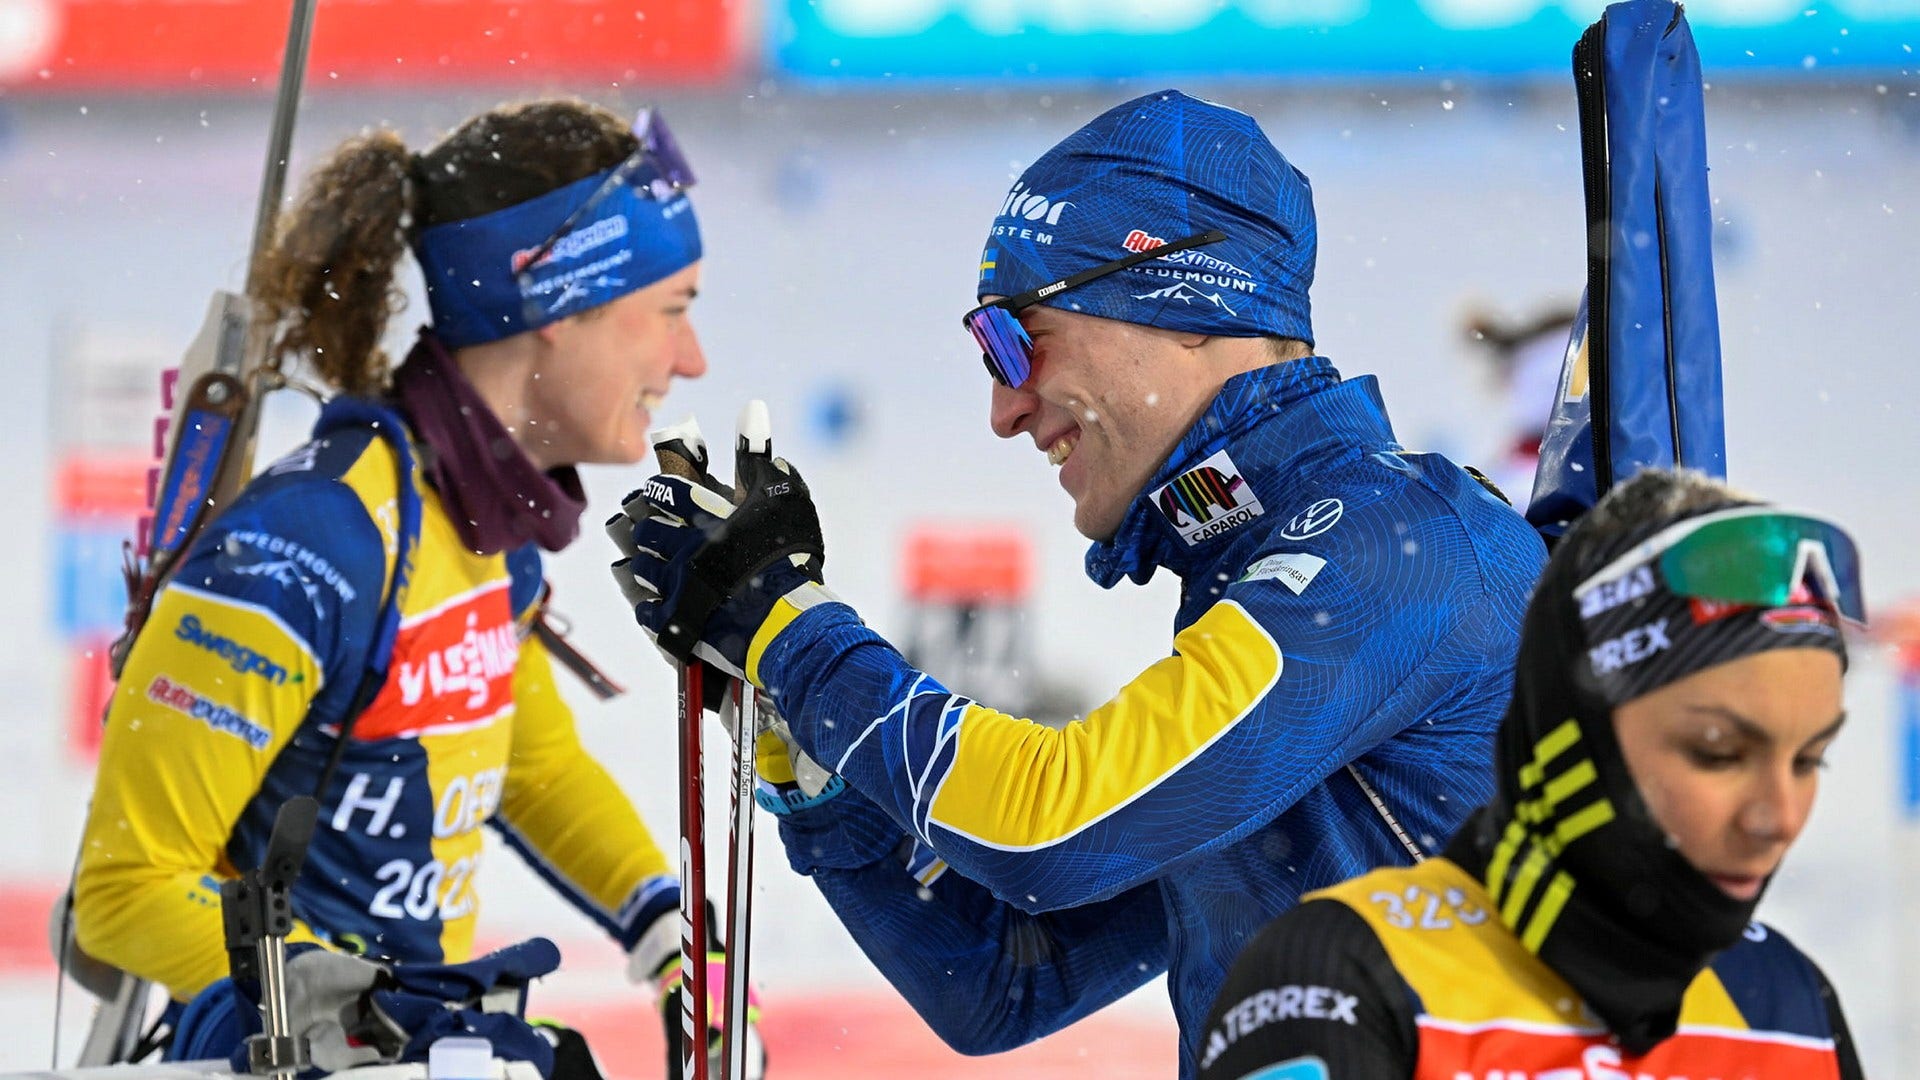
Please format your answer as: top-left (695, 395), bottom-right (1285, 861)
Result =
top-left (977, 90), bottom-right (1316, 344)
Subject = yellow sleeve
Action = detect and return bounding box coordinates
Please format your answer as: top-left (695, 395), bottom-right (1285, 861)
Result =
top-left (75, 585), bottom-right (327, 1001)
top-left (498, 635), bottom-right (673, 942)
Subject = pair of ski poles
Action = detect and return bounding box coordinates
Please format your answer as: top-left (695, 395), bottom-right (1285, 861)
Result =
top-left (653, 419), bottom-right (762, 1080)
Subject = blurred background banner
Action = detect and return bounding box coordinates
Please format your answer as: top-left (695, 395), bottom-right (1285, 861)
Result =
top-left (3, 0), bottom-right (1918, 1075)
top-left (0, 0), bottom-right (741, 90)
top-left (771, 0), bottom-right (1920, 81)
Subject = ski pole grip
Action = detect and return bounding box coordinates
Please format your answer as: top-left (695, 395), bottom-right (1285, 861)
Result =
top-left (652, 416), bottom-right (708, 483)
top-left (656, 444), bottom-right (702, 482)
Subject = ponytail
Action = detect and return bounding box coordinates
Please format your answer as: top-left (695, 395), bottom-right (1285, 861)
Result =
top-left (252, 129), bottom-right (415, 397)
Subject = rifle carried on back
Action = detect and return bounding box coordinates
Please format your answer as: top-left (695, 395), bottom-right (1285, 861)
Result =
top-left (60, 3), bottom-right (321, 1066)
top-left (109, 0), bottom-right (321, 679)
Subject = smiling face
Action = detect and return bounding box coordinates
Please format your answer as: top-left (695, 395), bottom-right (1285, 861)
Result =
top-left (987, 303), bottom-right (1221, 541)
top-left (1611, 647), bottom-right (1845, 902)
top-left (527, 263), bottom-right (706, 467)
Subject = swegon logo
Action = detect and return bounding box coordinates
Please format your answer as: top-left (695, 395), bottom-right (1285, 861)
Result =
top-left (175, 614), bottom-right (300, 685)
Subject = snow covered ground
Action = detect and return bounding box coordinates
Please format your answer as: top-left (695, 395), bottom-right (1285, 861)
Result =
top-left (2, 84), bottom-right (1916, 1074)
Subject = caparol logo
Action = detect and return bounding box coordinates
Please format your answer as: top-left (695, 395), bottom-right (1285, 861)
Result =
top-left (1153, 449), bottom-right (1265, 547)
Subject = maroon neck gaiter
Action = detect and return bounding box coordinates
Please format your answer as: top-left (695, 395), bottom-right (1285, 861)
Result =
top-left (391, 329), bottom-right (587, 555)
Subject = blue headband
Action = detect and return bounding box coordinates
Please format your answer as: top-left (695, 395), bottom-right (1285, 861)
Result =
top-left (978, 90), bottom-right (1315, 344)
top-left (413, 167), bottom-right (701, 349)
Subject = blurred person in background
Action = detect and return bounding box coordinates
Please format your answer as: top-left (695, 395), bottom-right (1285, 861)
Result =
top-left (73, 98), bottom-right (761, 1076)
top-left (1199, 468), bottom-right (1865, 1080)
top-left (1460, 302), bottom-right (1579, 513)
top-left (608, 89), bottom-right (1545, 1076)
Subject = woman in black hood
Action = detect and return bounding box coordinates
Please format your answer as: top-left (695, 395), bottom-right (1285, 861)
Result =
top-left (1197, 468), bottom-right (1866, 1080)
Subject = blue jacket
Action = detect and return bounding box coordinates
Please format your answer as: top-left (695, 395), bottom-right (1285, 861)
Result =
top-left (752, 358), bottom-right (1546, 1075)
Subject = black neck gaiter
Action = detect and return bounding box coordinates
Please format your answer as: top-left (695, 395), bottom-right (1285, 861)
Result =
top-left (390, 329), bottom-right (587, 556)
top-left (1445, 499), bottom-right (1845, 1055)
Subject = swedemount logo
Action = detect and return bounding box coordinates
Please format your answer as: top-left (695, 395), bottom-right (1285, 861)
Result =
top-left (1133, 281), bottom-right (1239, 316)
top-left (176, 614), bottom-right (300, 685)
top-left (225, 530), bottom-right (357, 604)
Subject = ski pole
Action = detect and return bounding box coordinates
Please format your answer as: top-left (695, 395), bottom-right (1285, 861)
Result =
top-left (677, 659), bottom-right (710, 1080)
top-left (721, 682), bottom-right (757, 1080)
top-left (653, 432), bottom-right (713, 1080)
top-left (720, 403), bottom-right (772, 1080)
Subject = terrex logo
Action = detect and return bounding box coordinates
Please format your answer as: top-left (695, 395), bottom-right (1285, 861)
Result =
top-left (1153, 449), bottom-right (1265, 547)
top-left (1199, 984), bottom-right (1356, 1072)
top-left (175, 614), bottom-right (299, 684)
top-left (1589, 618), bottom-right (1672, 675)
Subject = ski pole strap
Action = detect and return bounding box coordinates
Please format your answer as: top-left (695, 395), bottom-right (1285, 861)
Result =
top-left (532, 613), bottom-right (626, 701)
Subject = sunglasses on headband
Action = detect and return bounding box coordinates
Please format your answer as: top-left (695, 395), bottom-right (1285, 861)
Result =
top-left (1573, 506), bottom-right (1866, 627)
top-left (962, 229), bottom-right (1228, 388)
top-left (513, 108), bottom-right (696, 318)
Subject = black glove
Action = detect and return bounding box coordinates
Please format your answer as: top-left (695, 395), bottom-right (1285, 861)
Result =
top-left (610, 403), bottom-right (829, 686)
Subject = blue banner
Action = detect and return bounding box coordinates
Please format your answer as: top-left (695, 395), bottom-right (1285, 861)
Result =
top-left (1902, 671), bottom-right (1920, 819)
top-left (773, 0), bottom-right (1920, 81)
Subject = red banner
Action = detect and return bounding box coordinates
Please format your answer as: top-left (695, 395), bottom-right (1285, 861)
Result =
top-left (0, 0), bottom-right (738, 90)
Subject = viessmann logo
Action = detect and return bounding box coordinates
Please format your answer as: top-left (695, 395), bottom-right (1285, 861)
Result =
top-left (1152, 448), bottom-right (1265, 547)
top-left (356, 581), bottom-right (522, 741)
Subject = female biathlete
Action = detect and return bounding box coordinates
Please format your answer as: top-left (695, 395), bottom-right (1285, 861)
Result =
top-left (74, 98), bottom-right (756, 1075)
top-left (1199, 468), bottom-right (1865, 1080)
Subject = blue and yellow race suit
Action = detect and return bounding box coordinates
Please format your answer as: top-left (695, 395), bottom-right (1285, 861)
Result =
top-left (75, 399), bottom-right (676, 1001)
top-left (747, 358), bottom-right (1547, 1075)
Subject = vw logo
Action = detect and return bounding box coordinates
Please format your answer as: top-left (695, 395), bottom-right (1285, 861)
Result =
top-left (1280, 498), bottom-right (1344, 540)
